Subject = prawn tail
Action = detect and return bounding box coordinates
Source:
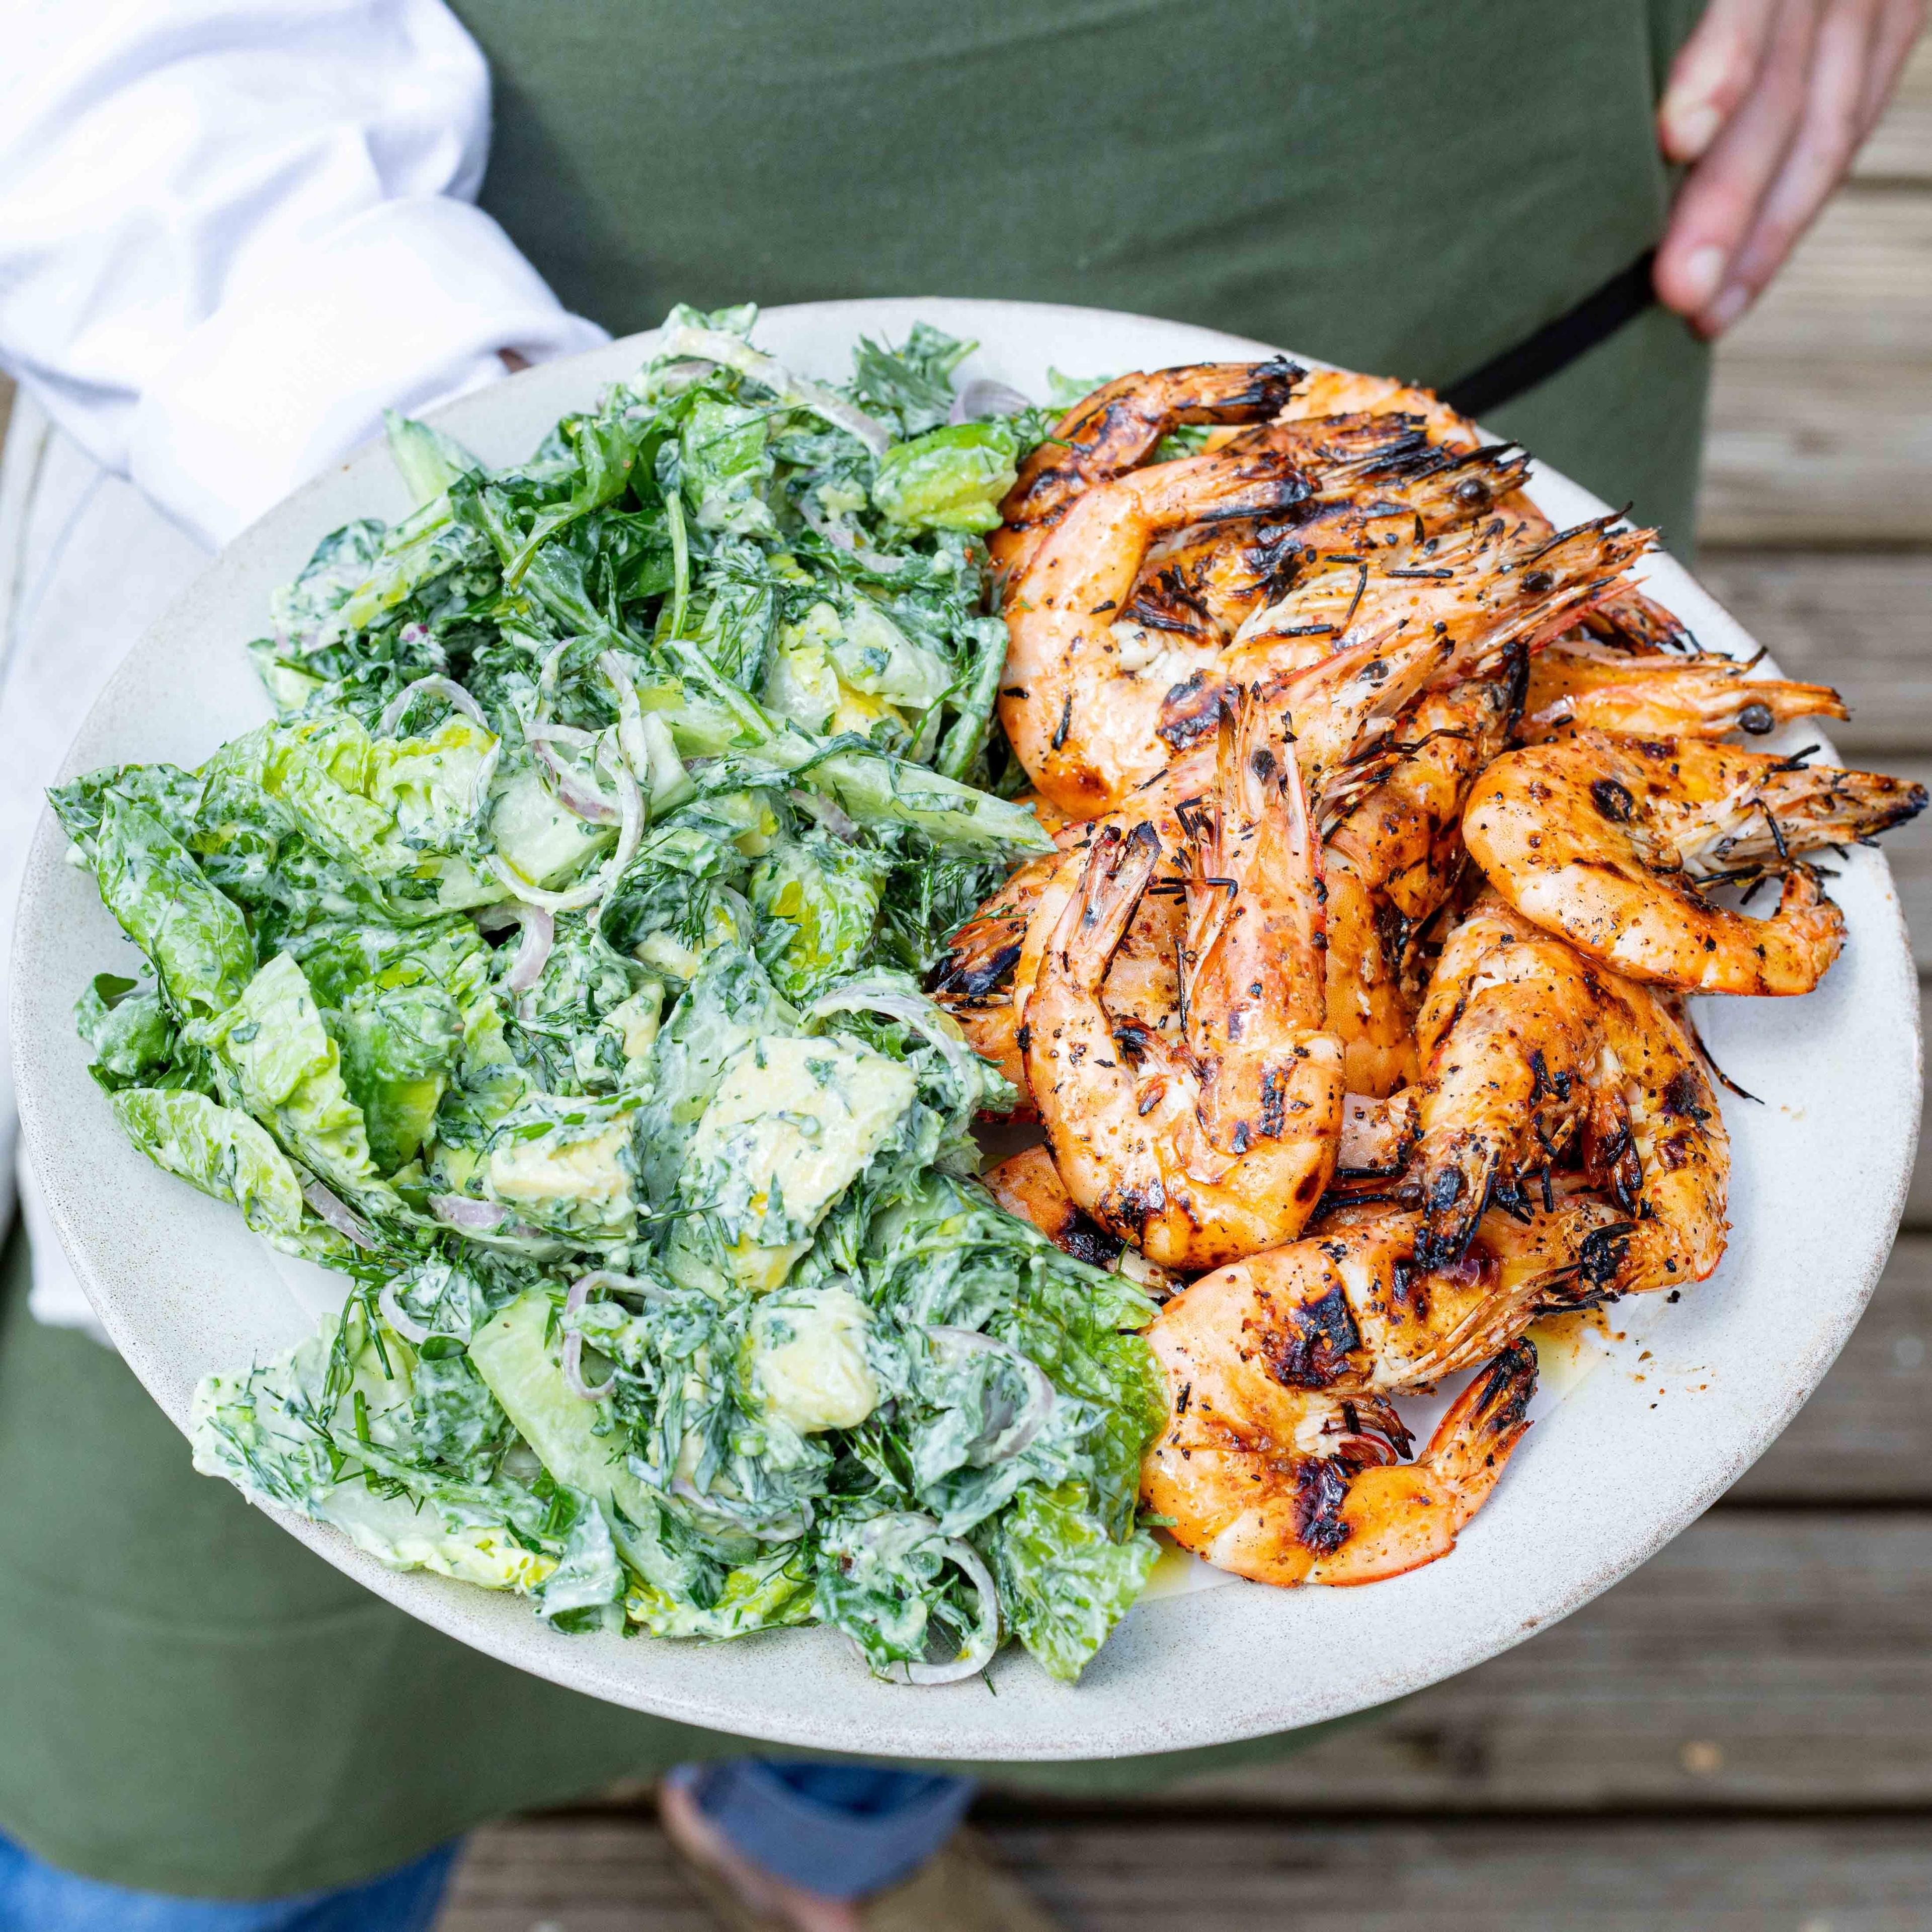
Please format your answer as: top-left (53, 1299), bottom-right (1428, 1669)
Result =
top-left (1759, 866), bottom-right (1847, 991)
top-left (1422, 1339), bottom-right (1539, 1500)
top-left (927, 916), bottom-right (1025, 1003)
top-left (1308, 1340), bottom-right (1538, 1589)
top-left (1411, 1134), bottom-right (1498, 1271)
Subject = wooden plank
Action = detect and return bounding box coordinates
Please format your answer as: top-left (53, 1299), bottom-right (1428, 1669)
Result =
top-left (1709, 191), bottom-right (1932, 361)
top-left (1859, 755), bottom-right (1932, 972)
top-left (1147, 1515), bottom-right (1932, 1813)
top-left (1693, 550), bottom-right (1932, 759)
top-left (440, 1815), bottom-right (1932, 1930)
top-left (472, 1517), bottom-right (1932, 1831)
top-left (1731, 1236), bottom-right (1932, 1498)
top-left (1700, 191), bottom-right (1932, 546)
top-left (1701, 352), bottom-right (1932, 550)
top-left (984, 1820), bottom-right (1932, 1931)
top-left (1856, 29), bottom-right (1932, 183)
top-left (1907, 1107), bottom-right (1932, 1229)
top-left (440, 1819), bottom-right (709, 1932)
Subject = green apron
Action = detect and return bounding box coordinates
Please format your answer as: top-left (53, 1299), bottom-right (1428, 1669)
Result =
top-left (0, 0), bottom-right (1714, 1896)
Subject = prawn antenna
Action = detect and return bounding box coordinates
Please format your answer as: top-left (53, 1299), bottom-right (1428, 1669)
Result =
top-left (1679, 1006), bottom-right (1762, 1105)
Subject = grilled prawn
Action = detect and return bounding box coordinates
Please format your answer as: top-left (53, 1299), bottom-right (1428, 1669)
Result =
top-left (1024, 689), bottom-right (1345, 1271)
top-left (1410, 894), bottom-right (1731, 1282)
top-left (1463, 731), bottom-right (1926, 995)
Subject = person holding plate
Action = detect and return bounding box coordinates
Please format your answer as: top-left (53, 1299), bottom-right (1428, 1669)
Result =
top-left (0, 2), bottom-right (1917, 1927)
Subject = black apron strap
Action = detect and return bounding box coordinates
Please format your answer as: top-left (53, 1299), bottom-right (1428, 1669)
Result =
top-left (1442, 249), bottom-right (1660, 419)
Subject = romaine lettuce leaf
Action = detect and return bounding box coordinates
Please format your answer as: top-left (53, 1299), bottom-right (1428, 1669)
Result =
top-left (983, 1482), bottom-right (1160, 1683)
top-left (220, 952), bottom-right (385, 1200)
top-left (872, 422), bottom-right (1019, 534)
top-left (111, 1088), bottom-right (308, 1244)
top-left (75, 974), bottom-right (177, 1090)
top-left (77, 792), bottom-right (256, 1017)
top-left (191, 1304), bottom-right (556, 1592)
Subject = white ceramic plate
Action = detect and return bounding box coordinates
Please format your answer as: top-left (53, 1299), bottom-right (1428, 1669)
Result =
top-left (12, 300), bottom-right (1921, 1762)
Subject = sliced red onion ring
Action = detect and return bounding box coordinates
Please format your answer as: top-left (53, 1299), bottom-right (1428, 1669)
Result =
top-left (808, 980), bottom-right (978, 1090)
top-left (570, 1269), bottom-right (669, 1301)
top-left (488, 751), bottom-right (641, 915)
top-left (797, 494), bottom-right (856, 552)
top-left (852, 1514), bottom-right (1001, 1686)
top-left (429, 1193), bottom-right (507, 1233)
top-left (524, 721), bottom-right (596, 750)
top-left (796, 496), bottom-right (901, 574)
top-left (649, 357), bottom-right (716, 391)
top-left (789, 789), bottom-right (859, 842)
top-left (529, 732), bottom-right (620, 824)
top-left (301, 1180), bottom-right (377, 1250)
top-left (897, 1538), bottom-right (1000, 1685)
top-left (533, 636), bottom-right (572, 726)
top-left (377, 1280), bottom-right (431, 1345)
top-left (597, 650), bottom-right (651, 776)
top-left (505, 904), bottom-right (554, 994)
top-left (376, 674), bottom-right (500, 820)
top-left (561, 1273), bottom-right (616, 1400)
top-left (598, 650), bottom-right (691, 809)
top-left (928, 1325), bottom-right (1056, 1464)
top-left (948, 379), bottom-right (1032, 425)
top-left (669, 1475), bottom-right (810, 1543)
top-left (377, 675), bottom-right (489, 738)
top-left (654, 324), bottom-right (892, 454)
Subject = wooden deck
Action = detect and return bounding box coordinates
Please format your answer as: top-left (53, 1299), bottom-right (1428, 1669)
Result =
top-left (436, 35), bottom-right (1932, 1930)
top-left (7, 40), bottom-right (1930, 1927)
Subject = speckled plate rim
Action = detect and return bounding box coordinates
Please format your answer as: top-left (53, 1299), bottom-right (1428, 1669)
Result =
top-left (12, 299), bottom-right (1921, 1762)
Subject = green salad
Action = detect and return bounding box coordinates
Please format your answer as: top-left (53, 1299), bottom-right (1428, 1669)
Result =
top-left (51, 306), bottom-right (1164, 1684)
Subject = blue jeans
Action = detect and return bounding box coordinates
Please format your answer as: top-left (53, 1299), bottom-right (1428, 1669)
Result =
top-left (0, 1831), bottom-right (459, 1931)
top-left (671, 1760), bottom-right (977, 1899)
top-left (0, 1761), bottom-right (973, 1922)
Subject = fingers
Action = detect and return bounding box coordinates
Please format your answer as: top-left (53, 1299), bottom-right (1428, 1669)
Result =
top-left (1656, 0), bottom-right (1924, 338)
top-left (1658, 0), bottom-right (1784, 162)
top-left (1858, 0), bottom-right (1927, 136)
top-left (1655, 0), bottom-right (1822, 326)
top-left (1706, 0), bottom-right (1885, 330)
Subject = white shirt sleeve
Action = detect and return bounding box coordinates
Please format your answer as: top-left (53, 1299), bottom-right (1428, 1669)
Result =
top-left (0, 0), bottom-right (609, 549)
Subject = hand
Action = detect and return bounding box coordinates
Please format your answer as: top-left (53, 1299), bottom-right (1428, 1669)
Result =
top-left (1653, 0), bottom-right (1924, 336)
